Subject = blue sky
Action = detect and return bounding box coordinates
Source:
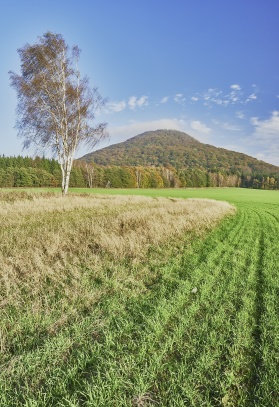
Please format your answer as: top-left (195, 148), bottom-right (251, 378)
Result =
top-left (1, 0), bottom-right (279, 165)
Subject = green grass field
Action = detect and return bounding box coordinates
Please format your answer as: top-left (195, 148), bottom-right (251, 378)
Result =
top-left (1, 187), bottom-right (278, 406)
top-left (69, 186), bottom-right (278, 203)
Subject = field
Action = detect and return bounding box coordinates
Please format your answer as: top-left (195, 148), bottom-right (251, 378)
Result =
top-left (0, 188), bottom-right (278, 406)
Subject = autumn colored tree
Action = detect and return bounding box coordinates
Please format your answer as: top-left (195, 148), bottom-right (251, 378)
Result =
top-left (9, 32), bottom-right (108, 195)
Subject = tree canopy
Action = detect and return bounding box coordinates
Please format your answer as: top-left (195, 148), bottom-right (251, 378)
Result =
top-left (9, 32), bottom-right (108, 194)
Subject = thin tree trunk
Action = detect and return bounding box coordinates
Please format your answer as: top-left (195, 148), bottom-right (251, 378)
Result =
top-left (61, 164), bottom-right (66, 195)
top-left (61, 156), bottom-right (73, 195)
top-left (63, 169), bottom-right (71, 195)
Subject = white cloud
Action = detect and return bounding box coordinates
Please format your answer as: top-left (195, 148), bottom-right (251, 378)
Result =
top-left (128, 96), bottom-right (137, 109)
top-left (190, 120), bottom-right (211, 134)
top-left (230, 84), bottom-right (241, 91)
top-left (251, 111), bottom-right (279, 139)
top-left (249, 111), bottom-right (279, 165)
top-left (245, 93), bottom-right (257, 103)
top-left (227, 88), bottom-right (242, 104)
top-left (203, 87), bottom-right (243, 106)
top-left (107, 100), bottom-right (126, 112)
top-left (204, 88), bottom-right (218, 98)
top-left (174, 93), bottom-right (185, 103)
top-left (230, 96), bottom-right (239, 103)
top-left (128, 95), bottom-right (149, 110)
top-left (249, 93), bottom-right (257, 100)
top-left (191, 96), bottom-right (199, 102)
top-left (211, 98), bottom-right (225, 105)
top-left (160, 96), bottom-right (169, 103)
top-left (137, 95), bottom-right (149, 107)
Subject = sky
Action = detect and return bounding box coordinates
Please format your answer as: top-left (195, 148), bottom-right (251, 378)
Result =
top-left (1, 0), bottom-right (279, 165)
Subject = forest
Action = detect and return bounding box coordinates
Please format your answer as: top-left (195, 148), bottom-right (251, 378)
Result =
top-left (0, 155), bottom-right (278, 190)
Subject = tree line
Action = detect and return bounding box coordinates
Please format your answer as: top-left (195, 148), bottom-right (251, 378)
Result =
top-left (0, 155), bottom-right (278, 190)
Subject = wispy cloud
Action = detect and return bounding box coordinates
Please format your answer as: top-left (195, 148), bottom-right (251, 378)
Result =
top-left (227, 85), bottom-right (242, 104)
top-left (200, 84), bottom-right (258, 107)
top-left (202, 88), bottom-right (227, 107)
top-left (190, 120), bottom-right (211, 134)
top-left (137, 96), bottom-right (149, 107)
top-left (107, 100), bottom-right (126, 112)
top-left (174, 93), bottom-right (185, 104)
top-left (251, 110), bottom-right (279, 139)
top-left (249, 111), bottom-right (279, 165)
top-left (106, 96), bottom-right (149, 112)
top-left (230, 84), bottom-right (241, 91)
top-left (128, 95), bottom-right (149, 110)
top-left (108, 85), bottom-right (259, 114)
top-left (245, 93), bottom-right (257, 103)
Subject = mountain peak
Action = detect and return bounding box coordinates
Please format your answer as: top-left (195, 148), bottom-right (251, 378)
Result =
top-left (79, 129), bottom-right (279, 175)
top-left (128, 129), bottom-right (199, 143)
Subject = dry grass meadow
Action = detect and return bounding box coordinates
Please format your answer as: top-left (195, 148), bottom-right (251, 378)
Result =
top-left (0, 192), bottom-right (234, 311)
top-left (1, 188), bottom-right (279, 406)
top-left (0, 191), bottom-right (238, 406)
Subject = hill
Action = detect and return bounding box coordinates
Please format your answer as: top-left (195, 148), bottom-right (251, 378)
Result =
top-left (80, 129), bottom-right (279, 176)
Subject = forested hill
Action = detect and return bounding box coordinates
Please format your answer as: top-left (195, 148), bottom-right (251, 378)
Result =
top-left (1, 130), bottom-right (279, 190)
top-left (80, 129), bottom-right (279, 176)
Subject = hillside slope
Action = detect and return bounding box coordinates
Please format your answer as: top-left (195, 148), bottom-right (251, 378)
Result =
top-left (80, 129), bottom-right (279, 175)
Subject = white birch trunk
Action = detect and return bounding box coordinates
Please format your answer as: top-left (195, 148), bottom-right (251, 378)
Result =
top-left (61, 154), bottom-right (74, 195)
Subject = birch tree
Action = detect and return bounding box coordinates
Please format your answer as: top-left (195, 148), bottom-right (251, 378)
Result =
top-left (9, 32), bottom-right (108, 195)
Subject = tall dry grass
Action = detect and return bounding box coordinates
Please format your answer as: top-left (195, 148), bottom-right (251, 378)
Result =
top-left (0, 193), bottom-right (235, 355)
top-left (0, 193), bottom-right (235, 305)
top-left (0, 191), bottom-right (236, 392)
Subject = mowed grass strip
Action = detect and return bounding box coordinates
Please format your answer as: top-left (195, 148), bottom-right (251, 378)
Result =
top-left (0, 193), bottom-right (235, 406)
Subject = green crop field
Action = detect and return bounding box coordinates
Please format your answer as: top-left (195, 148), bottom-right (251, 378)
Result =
top-left (0, 188), bottom-right (278, 406)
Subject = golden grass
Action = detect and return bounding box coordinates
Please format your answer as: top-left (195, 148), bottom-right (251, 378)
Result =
top-left (0, 193), bottom-right (235, 313)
